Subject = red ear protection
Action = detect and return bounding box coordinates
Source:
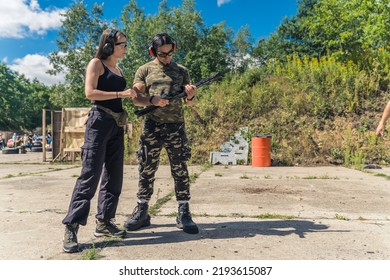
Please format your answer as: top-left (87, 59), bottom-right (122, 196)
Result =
top-left (148, 46), bottom-right (155, 57)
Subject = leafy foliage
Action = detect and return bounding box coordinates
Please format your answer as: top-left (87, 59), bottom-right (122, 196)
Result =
top-left (0, 63), bottom-right (52, 132)
top-left (254, 0), bottom-right (390, 70)
top-left (185, 55), bottom-right (390, 166)
top-left (48, 1), bottom-right (107, 108)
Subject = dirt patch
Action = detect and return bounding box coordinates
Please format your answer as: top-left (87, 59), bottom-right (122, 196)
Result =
top-left (242, 185), bottom-right (299, 195)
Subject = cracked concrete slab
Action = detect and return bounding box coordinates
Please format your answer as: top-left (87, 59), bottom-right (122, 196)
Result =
top-left (0, 152), bottom-right (389, 260)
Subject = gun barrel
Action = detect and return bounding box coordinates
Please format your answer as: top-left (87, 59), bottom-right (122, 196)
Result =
top-left (195, 72), bottom-right (222, 88)
top-left (134, 105), bottom-right (159, 117)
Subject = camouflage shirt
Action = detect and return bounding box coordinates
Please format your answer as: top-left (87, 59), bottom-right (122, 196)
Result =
top-left (133, 61), bottom-right (190, 123)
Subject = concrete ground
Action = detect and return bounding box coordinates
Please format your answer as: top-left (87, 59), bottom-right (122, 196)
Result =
top-left (0, 151), bottom-right (390, 260)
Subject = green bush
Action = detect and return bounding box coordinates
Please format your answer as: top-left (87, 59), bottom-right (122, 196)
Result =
top-left (178, 54), bottom-right (390, 166)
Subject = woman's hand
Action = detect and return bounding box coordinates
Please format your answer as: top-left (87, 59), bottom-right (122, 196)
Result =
top-left (120, 89), bottom-right (137, 99)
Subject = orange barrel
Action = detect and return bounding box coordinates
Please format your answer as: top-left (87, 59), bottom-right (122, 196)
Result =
top-left (251, 134), bottom-right (272, 167)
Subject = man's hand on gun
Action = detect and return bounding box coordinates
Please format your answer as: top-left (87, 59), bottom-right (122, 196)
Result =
top-left (185, 84), bottom-right (197, 101)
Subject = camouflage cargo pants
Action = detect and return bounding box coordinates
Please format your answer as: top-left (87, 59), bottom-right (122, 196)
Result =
top-left (137, 119), bottom-right (192, 201)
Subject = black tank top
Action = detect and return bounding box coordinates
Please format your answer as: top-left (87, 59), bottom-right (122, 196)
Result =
top-left (93, 61), bottom-right (127, 113)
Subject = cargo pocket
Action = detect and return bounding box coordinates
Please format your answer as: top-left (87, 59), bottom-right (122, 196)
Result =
top-left (81, 111), bottom-right (112, 149)
top-left (81, 147), bottom-right (100, 170)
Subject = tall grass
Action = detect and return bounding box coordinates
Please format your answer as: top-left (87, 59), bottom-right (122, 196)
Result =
top-left (124, 53), bottom-right (389, 166)
top-left (182, 54), bottom-right (390, 166)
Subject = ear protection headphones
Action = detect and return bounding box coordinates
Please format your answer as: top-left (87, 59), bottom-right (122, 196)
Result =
top-left (148, 33), bottom-right (177, 57)
top-left (102, 29), bottom-right (118, 56)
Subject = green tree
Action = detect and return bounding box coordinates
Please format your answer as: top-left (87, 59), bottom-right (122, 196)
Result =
top-left (232, 25), bottom-right (255, 72)
top-left (261, 0), bottom-right (390, 70)
top-left (302, 0), bottom-right (387, 66)
top-left (120, 0), bottom-right (151, 78)
top-left (185, 22), bottom-right (233, 80)
top-left (48, 1), bottom-right (107, 108)
top-left (0, 63), bottom-right (20, 131)
top-left (0, 63), bottom-right (51, 131)
top-left (252, 0), bottom-right (322, 63)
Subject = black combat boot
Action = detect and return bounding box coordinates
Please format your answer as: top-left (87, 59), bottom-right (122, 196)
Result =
top-left (63, 223), bottom-right (79, 253)
top-left (94, 219), bottom-right (126, 238)
top-left (123, 202), bottom-right (151, 231)
top-left (176, 203), bottom-right (199, 234)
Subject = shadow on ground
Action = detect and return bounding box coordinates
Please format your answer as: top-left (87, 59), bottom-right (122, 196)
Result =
top-left (80, 220), bottom-right (345, 251)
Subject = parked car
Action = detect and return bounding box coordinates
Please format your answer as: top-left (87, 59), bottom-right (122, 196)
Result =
top-left (7, 139), bottom-right (14, 148)
top-left (32, 136), bottom-right (43, 152)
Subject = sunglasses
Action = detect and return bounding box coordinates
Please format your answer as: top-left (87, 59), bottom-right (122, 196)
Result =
top-left (115, 42), bottom-right (128, 48)
top-left (156, 48), bottom-right (174, 58)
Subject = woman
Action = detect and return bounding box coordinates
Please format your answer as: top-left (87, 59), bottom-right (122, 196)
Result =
top-left (62, 29), bottom-right (137, 253)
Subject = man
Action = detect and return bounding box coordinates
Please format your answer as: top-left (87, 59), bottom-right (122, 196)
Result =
top-left (125, 33), bottom-right (199, 234)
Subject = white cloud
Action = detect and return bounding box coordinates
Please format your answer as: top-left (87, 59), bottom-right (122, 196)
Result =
top-left (0, 0), bottom-right (66, 38)
top-left (9, 54), bottom-right (65, 85)
top-left (217, 0), bottom-right (232, 7)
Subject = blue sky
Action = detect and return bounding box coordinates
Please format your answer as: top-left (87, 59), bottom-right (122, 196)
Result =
top-left (0, 0), bottom-right (298, 85)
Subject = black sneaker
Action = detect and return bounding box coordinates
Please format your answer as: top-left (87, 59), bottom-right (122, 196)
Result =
top-left (123, 202), bottom-right (151, 231)
top-left (94, 219), bottom-right (126, 238)
top-left (176, 203), bottom-right (199, 234)
top-left (63, 223), bottom-right (79, 253)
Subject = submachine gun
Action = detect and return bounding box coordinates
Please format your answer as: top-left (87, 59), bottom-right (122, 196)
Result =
top-left (134, 71), bottom-right (225, 117)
